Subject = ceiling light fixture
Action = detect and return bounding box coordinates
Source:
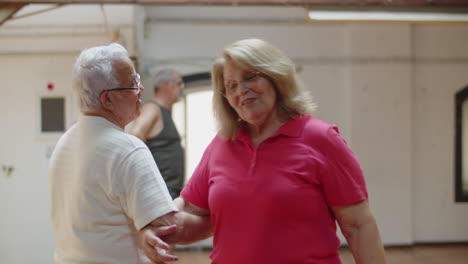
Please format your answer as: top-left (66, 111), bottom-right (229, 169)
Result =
top-left (308, 9), bottom-right (468, 23)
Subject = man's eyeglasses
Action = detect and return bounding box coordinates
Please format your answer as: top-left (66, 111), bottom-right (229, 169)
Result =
top-left (223, 71), bottom-right (262, 96)
top-left (102, 73), bottom-right (142, 95)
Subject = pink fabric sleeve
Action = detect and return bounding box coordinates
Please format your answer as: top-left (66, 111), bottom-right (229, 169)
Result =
top-left (180, 141), bottom-right (215, 210)
top-left (320, 126), bottom-right (368, 207)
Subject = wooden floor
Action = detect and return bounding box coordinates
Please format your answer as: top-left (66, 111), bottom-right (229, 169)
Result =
top-left (174, 244), bottom-right (468, 264)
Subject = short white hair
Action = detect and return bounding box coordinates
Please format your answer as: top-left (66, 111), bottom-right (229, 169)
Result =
top-left (72, 43), bottom-right (128, 112)
top-left (151, 68), bottom-right (179, 93)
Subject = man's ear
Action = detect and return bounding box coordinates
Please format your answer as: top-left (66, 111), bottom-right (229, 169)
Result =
top-left (100, 92), bottom-right (113, 111)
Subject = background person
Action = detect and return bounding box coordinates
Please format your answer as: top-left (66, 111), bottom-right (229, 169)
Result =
top-left (130, 69), bottom-right (185, 199)
top-left (143, 38), bottom-right (386, 264)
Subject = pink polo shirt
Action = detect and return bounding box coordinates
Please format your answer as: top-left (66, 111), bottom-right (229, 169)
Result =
top-left (181, 115), bottom-right (368, 264)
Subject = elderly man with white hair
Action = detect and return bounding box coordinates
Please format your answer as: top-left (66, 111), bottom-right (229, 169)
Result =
top-left (48, 43), bottom-right (211, 264)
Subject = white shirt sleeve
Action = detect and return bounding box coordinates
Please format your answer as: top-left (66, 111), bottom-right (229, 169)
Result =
top-left (115, 147), bottom-right (178, 230)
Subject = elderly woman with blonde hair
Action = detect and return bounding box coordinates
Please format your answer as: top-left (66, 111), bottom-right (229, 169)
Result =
top-left (143, 38), bottom-right (386, 264)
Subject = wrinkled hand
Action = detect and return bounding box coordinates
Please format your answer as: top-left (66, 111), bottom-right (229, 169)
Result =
top-left (140, 224), bottom-right (179, 264)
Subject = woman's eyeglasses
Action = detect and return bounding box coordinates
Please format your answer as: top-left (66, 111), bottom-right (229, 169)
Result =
top-left (103, 73), bottom-right (142, 95)
top-left (223, 71), bottom-right (262, 96)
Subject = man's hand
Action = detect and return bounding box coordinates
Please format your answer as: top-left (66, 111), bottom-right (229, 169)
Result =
top-left (140, 224), bottom-right (179, 264)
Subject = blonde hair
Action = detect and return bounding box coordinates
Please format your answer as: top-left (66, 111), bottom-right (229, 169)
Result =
top-left (212, 38), bottom-right (316, 140)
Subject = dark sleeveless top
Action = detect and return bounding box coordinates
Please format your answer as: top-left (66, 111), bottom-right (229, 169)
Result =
top-left (145, 101), bottom-right (185, 197)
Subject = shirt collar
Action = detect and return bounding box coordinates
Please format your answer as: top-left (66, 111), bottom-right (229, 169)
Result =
top-left (80, 114), bottom-right (124, 131)
top-left (235, 114), bottom-right (310, 143)
top-left (274, 114), bottom-right (309, 138)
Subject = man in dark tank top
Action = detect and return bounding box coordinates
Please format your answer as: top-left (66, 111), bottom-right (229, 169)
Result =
top-left (130, 69), bottom-right (185, 199)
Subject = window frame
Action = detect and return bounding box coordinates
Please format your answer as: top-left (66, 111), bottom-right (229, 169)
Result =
top-left (455, 85), bottom-right (468, 202)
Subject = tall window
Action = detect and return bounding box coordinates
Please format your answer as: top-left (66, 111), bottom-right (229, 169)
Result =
top-left (173, 73), bottom-right (217, 184)
top-left (455, 85), bottom-right (468, 202)
top-left (172, 74), bottom-right (215, 249)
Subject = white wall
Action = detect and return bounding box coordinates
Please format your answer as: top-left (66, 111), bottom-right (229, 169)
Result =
top-left (142, 6), bottom-right (468, 245)
top-left (346, 24), bottom-right (414, 245)
top-left (412, 24), bottom-right (468, 242)
top-left (0, 54), bottom-right (77, 263)
top-left (0, 4), bottom-right (136, 263)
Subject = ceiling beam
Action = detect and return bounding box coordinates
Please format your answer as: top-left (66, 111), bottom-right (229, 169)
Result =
top-left (0, 3), bottom-right (25, 25)
top-left (0, 0), bottom-right (468, 8)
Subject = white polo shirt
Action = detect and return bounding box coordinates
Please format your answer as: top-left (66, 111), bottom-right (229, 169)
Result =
top-left (49, 115), bottom-right (177, 264)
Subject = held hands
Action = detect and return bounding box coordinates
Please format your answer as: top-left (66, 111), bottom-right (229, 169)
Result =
top-left (140, 224), bottom-right (179, 264)
top-left (139, 206), bottom-right (213, 263)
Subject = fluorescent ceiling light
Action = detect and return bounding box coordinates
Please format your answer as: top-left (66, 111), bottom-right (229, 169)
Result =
top-left (308, 10), bottom-right (468, 23)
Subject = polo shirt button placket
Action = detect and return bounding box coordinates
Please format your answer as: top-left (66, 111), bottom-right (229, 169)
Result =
top-left (250, 150), bottom-right (257, 169)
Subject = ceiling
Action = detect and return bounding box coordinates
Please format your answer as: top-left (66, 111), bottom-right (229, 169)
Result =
top-left (0, 0), bottom-right (466, 6)
top-left (1, 0), bottom-right (468, 26)
top-left (2, 0), bottom-right (468, 7)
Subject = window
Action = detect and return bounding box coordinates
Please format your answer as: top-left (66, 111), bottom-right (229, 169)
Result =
top-left (41, 97), bottom-right (65, 133)
top-left (174, 73), bottom-right (216, 183)
top-left (172, 72), bottom-right (214, 249)
top-left (455, 86), bottom-right (468, 202)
